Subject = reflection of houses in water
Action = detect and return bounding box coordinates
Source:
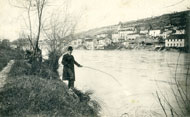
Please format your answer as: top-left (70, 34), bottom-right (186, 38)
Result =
top-left (165, 34), bottom-right (185, 47)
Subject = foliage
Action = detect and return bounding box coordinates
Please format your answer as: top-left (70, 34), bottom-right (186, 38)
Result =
top-left (155, 53), bottom-right (190, 116)
top-left (12, 38), bottom-right (31, 49)
top-left (0, 44), bottom-right (24, 71)
top-left (45, 51), bottom-right (61, 73)
top-left (9, 60), bottom-right (59, 80)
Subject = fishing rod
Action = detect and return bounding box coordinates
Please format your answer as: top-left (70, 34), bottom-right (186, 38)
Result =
top-left (83, 66), bottom-right (122, 86)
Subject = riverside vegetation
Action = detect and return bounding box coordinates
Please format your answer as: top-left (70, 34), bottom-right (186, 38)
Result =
top-left (0, 43), bottom-right (101, 117)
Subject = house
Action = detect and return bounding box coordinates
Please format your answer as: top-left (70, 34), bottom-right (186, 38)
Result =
top-left (127, 33), bottom-right (140, 41)
top-left (71, 39), bottom-right (83, 48)
top-left (162, 30), bottom-right (173, 39)
top-left (118, 38), bottom-right (125, 43)
top-left (84, 38), bottom-right (95, 50)
top-left (96, 33), bottom-right (108, 38)
top-left (97, 38), bottom-right (106, 46)
top-left (104, 37), bottom-right (112, 45)
top-left (140, 30), bottom-right (149, 34)
top-left (149, 30), bottom-right (161, 37)
top-left (95, 38), bottom-right (105, 49)
top-left (118, 30), bottom-right (134, 40)
top-left (95, 37), bottom-right (112, 49)
top-left (112, 33), bottom-right (119, 43)
top-left (165, 34), bottom-right (186, 48)
top-left (118, 22), bottom-right (135, 40)
top-left (175, 29), bottom-right (185, 34)
top-left (97, 38), bottom-right (111, 46)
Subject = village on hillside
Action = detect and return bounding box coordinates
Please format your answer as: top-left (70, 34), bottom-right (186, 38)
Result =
top-left (70, 10), bottom-right (190, 51)
top-left (0, 10), bottom-right (189, 52)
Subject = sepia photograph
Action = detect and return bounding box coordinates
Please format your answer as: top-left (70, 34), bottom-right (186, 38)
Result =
top-left (0, 0), bottom-right (190, 116)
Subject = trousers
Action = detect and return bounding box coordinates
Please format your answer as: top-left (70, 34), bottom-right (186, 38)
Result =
top-left (68, 80), bottom-right (74, 88)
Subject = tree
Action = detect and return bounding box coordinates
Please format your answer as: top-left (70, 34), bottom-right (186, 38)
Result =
top-left (10, 0), bottom-right (81, 74)
top-left (9, 0), bottom-right (48, 58)
top-left (12, 38), bottom-right (28, 49)
top-left (42, 6), bottom-right (78, 72)
top-left (0, 39), bottom-right (10, 48)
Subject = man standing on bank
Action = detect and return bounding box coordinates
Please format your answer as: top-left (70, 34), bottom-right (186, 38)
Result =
top-left (62, 46), bottom-right (83, 89)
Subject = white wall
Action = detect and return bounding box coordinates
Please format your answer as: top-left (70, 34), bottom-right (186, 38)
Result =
top-left (165, 39), bottom-right (185, 47)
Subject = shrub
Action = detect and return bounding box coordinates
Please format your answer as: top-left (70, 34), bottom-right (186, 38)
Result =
top-left (0, 46), bottom-right (24, 71)
top-left (9, 60), bottom-right (59, 80)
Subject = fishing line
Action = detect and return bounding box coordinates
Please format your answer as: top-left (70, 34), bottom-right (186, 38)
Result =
top-left (83, 66), bottom-right (152, 97)
top-left (82, 65), bottom-right (153, 116)
top-left (83, 66), bottom-right (122, 86)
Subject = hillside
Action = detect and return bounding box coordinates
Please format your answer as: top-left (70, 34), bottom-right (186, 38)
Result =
top-left (75, 10), bottom-right (189, 37)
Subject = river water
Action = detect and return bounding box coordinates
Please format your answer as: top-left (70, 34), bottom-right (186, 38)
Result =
top-left (57, 50), bottom-right (190, 117)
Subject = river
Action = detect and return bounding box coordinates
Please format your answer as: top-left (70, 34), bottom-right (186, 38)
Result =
top-left (57, 50), bottom-right (190, 117)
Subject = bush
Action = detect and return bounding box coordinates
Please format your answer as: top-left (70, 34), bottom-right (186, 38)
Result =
top-left (9, 60), bottom-right (59, 80)
top-left (0, 46), bottom-right (24, 71)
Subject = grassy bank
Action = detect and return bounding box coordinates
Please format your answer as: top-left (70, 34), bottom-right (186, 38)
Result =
top-left (0, 60), bottom-right (101, 117)
top-left (0, 45), bottom-right (24, 71)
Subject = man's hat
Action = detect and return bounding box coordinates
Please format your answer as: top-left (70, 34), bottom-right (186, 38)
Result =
top-left (68, 46), bottom-right (73, 51)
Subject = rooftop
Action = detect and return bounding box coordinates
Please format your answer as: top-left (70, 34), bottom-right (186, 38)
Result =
top-left (168, 34), bottom-right (186, 39)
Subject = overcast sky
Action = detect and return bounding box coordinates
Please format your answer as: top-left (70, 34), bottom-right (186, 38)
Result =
top-left (0, 0), bottom-right (189, 40)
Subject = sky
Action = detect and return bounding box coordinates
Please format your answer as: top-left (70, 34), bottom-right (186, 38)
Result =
top-left (0, 0), bottom-right (189, 40)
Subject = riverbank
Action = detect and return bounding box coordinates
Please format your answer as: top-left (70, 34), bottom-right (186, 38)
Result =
top-left (0, 47), bottom-right (101, 116)
top-left (75, 44), bottom-right (187, 53)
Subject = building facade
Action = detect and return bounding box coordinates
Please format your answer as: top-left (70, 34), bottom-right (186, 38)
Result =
top-left (96, 33), bottom-right (108, 38)
top-left (149, 30), bottom-right (161, 37)
top-left (71, 39), bottom-right (83, 48)
top-left (165, 34), bottom-right (185, 47)
top-left (112, 33), bottom-right (119, 43)
top-left (85, 38), bottom-right (94, 50)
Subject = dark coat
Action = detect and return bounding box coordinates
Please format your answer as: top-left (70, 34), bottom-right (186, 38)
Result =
top-left (62, 54), bottom-right (81, 81)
